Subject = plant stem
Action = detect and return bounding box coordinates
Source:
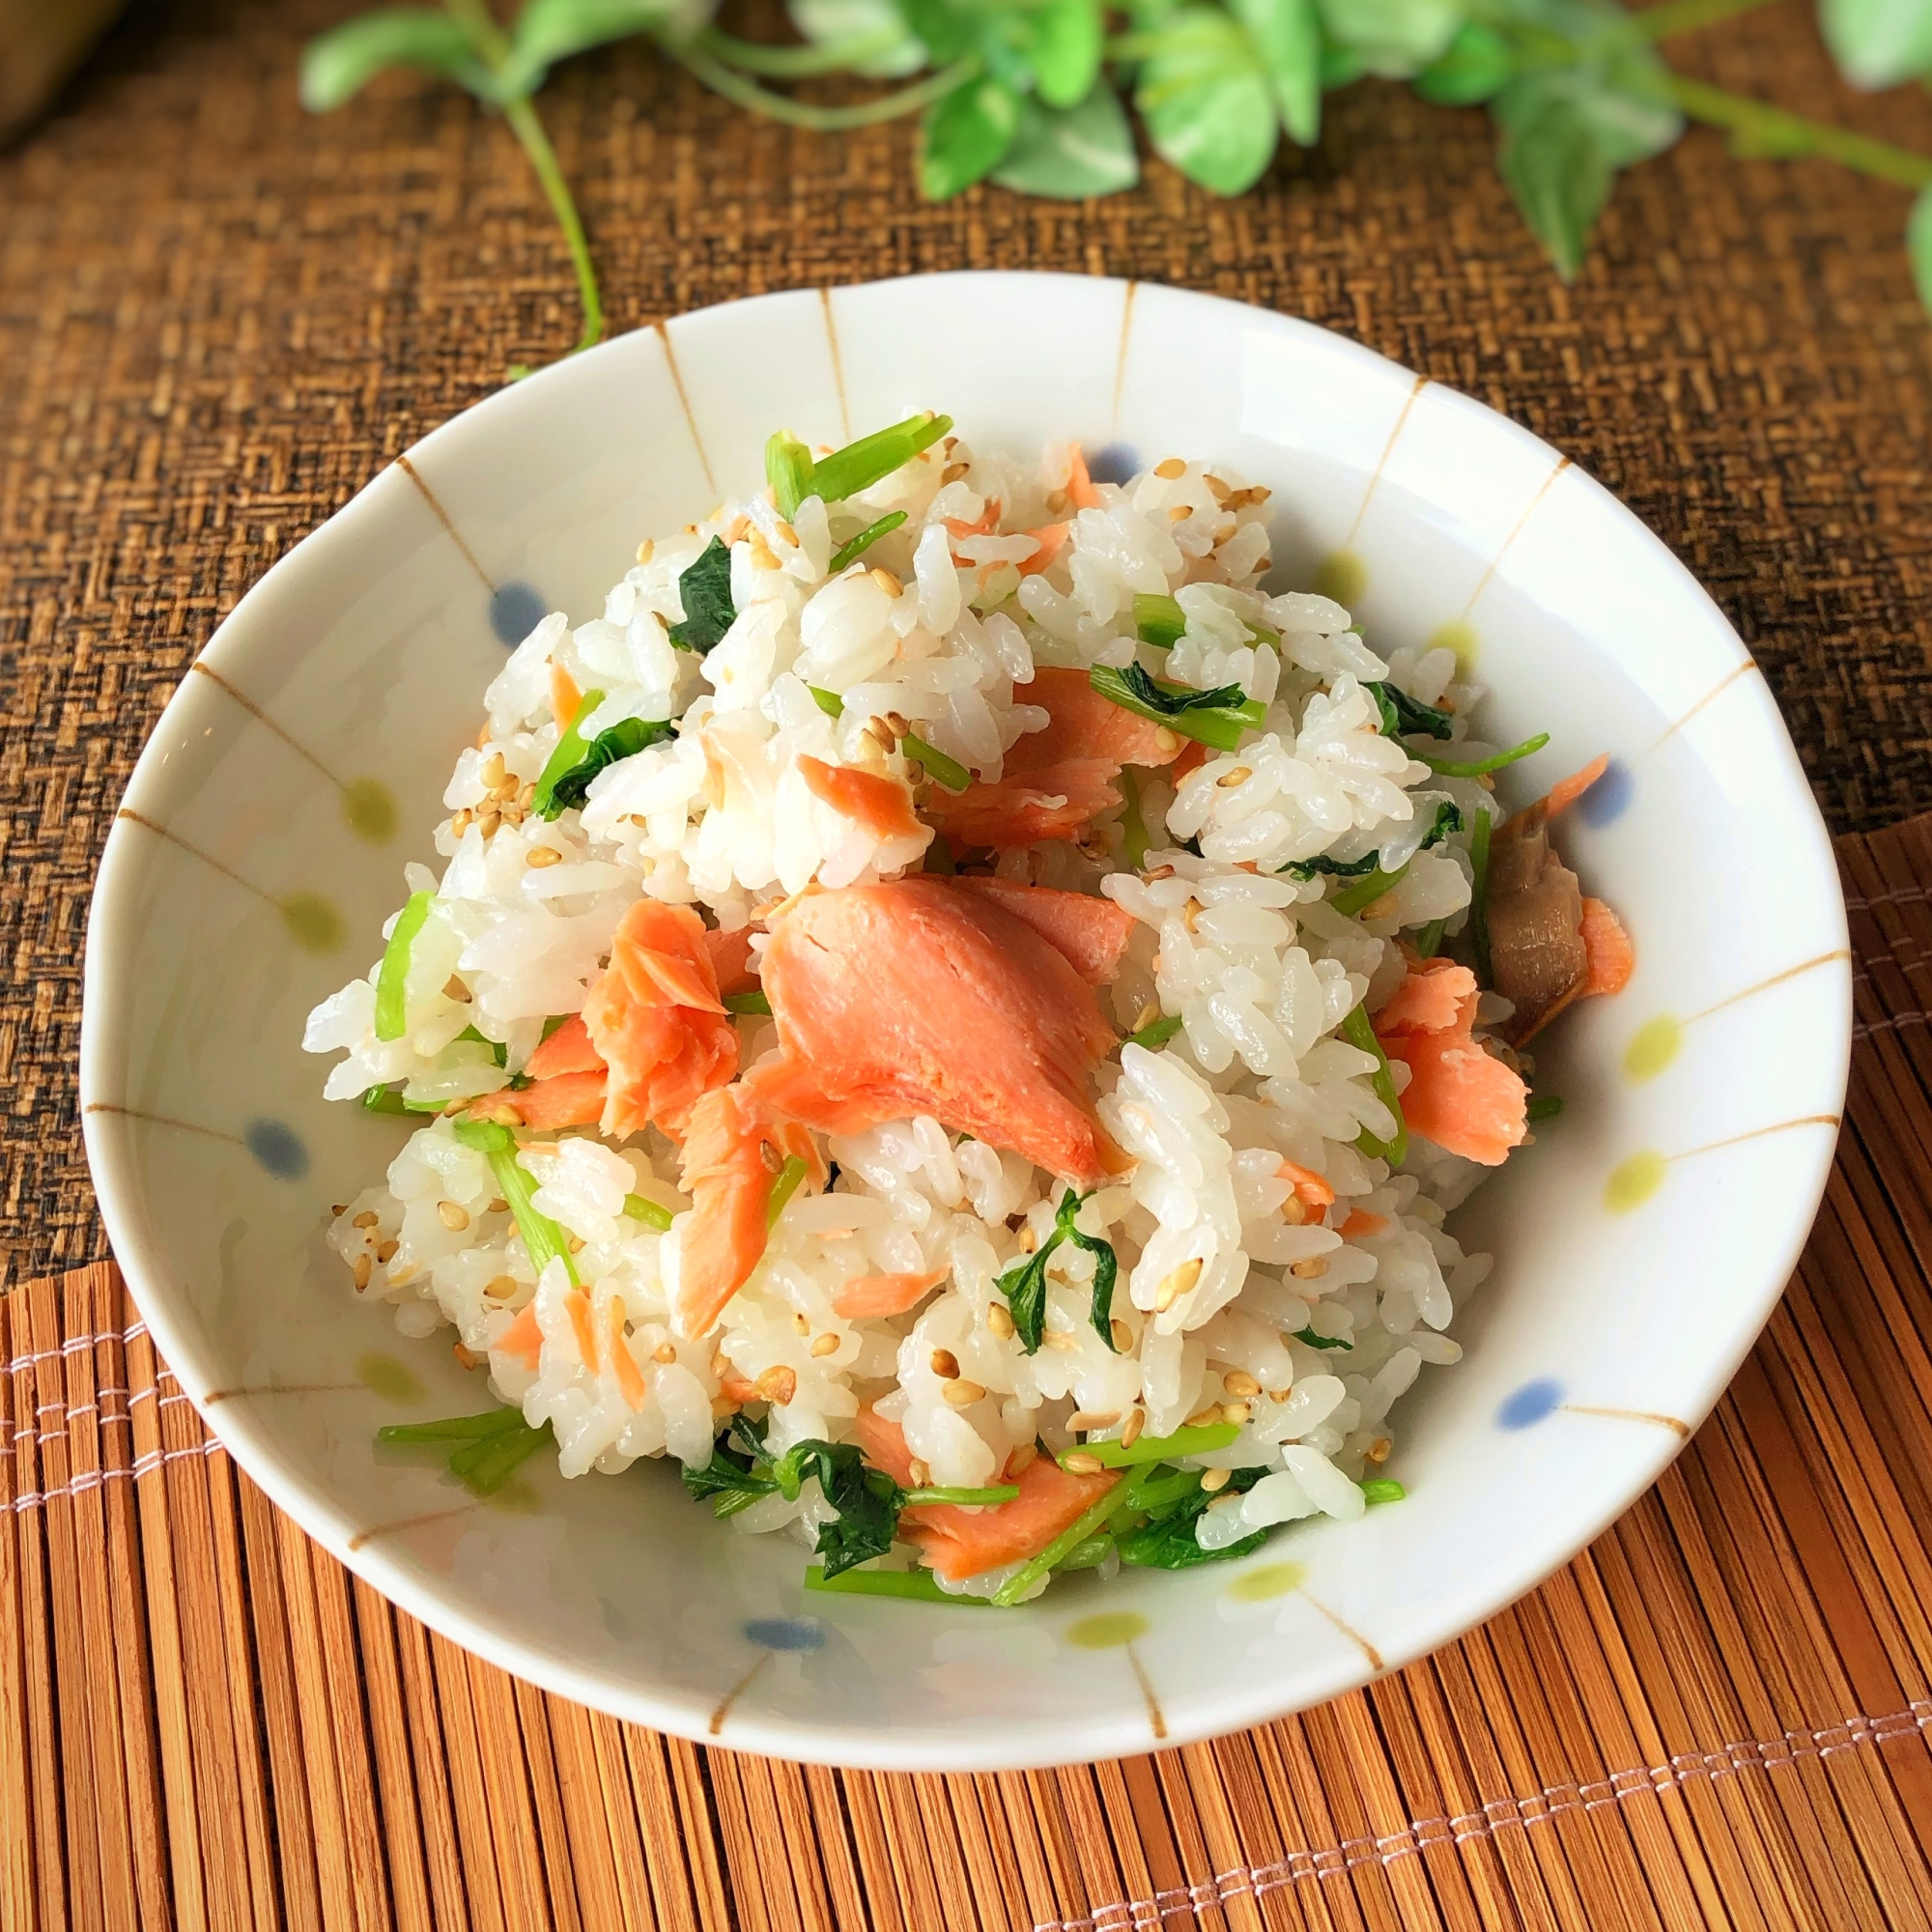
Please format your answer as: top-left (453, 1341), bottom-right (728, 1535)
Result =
top-left (696, 26), bottom-right (905, 79)
top-left (673, 45), bottom-right (981, 131)
top-left (442, 0), bottom-right (604, 360)
top-left (502, 95), bottom-right (606, 353)
top-left (1665, 75), bottom-right (1932, 187)
top-left (1626, 0), bottom-right (1782, 42)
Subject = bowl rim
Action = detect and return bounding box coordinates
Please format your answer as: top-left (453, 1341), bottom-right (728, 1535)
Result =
top-left (80, 269), bottom-right (1852, 1771)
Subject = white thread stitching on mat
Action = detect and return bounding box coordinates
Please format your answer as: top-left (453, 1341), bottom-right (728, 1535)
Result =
top-left (6, 1437), bottom-right (229, 1514)
top-left (1035, 1702), bottom-right (1932, 1931)
top-left (4, 1321), bottom-right (150, 1376)
top-left (1845, 884), bottom-right (1932, 914)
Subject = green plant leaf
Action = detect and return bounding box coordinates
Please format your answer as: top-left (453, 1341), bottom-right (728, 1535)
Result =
top-left (1494, 86), bottom-right (1611, 280)
top-left (1032, 0), bottom-right (1105, 106)
top-left (1227, 0), bottom-right (1321, 144)
top-left (919, 75), bottom-right (1024, 198)
top-left (791, 0), bottom-right (931, 74)
top-left (1135, 10), bottom-right (1280, 194)
top-left (299, 10), bottom-right (483, 111)
top-left (507, 0), bottom-right (680, 93)
top-left (1912, 185), bottom-right (1932, 314)
top-left (1312, 0), bottom-right (1461, 77)
top-left (1820, 0), bottom-right (1932, 87)
top-left (896, 0), bottom-right (979, 66)
top-left (990, 81), bottom-right (1140, 197)
top-left (1413, 19), bottom-right (1515, 105)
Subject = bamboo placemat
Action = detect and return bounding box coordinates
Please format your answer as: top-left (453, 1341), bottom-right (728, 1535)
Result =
top-left (0, 812), bottom-right (1926, 1929)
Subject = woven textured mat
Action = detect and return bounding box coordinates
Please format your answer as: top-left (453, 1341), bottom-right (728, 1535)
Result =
top-left (0, 812), bottom-right (1927, 1929)
top-left (3, 0), bottom-right (1932, 1295)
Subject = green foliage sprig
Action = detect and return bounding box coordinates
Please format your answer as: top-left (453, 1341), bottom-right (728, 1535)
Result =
top-left (304, 0), bottom-right (1932, 368)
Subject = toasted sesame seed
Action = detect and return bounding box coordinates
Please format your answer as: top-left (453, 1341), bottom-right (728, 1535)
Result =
top-left (1199, 1466), bottom-right (1233, 1493)
top-left (1154, 457), bottom-right (1186, 479)
top-left (1216, 765), bottom-right (1253, 788)
top-left (1145, 865), bottom-right (1175, 883)
top-left (488, 1198), bottom-right (508, 1214)
top-left (518, 782), bottom-right (535, 810)
top-left (1355, 894), bottom-right (1399, 923)
top-left (942, 1378), bottom-right (986, 1406)
top-left (637, 538), bottom-right (655, 564)
top-left (353, 1209), bottom-right (379, 1229)
top-left (526, 845), bottom-right (562, 868)
top-left (987, 1302), bottom-right (1016, 1340)
top-left (1185, 1404), bottom-right (1222, 1429)
top-left (331, 1205), bottom-right (348, 1217)
top-left (759, 1141), bottom-right (783, 1174)
top-left (1366, 1436), bottom-right (1393, 1464)
top-left (1204, 473), bottom-right (1234, 506)
top-left (1478, 772), bottom-right (1496, 791)
top-left (1182, 898), bottom-right (1202, 932)
top-left (376, 1239), bottom-right (399, 1264)
top-left (941, 462), bottom-right (970, 483)
top-left (1041, 1328), bottom-right (1078, 1350)
top-left (451, 809), bottom-right (473, 836)
top-left (1151, 728), bottom-right (1181, 755)
top-left (652, 1341), bottom-right (677, 1363)
top-left (1283, 1196), bottom-right (1307, 1225)
top-left (352, 1256), bottom-right (372, 1292)
top-left (774, 520), bottom-right (797, 547)
top-left (1006, 1443), bottom-right (1037, 1476)
top-left (566, 1235), bottom-right (585, 1255)
top-left (1121, 1408), bottom-right (1147, 1448)
top-left (478, 810), bottom-right (501, 839)
top-left (756, 1365), bottom-right (798, 1406)
top-left (1222, 1370), bottom-right (1261, 1399)
top-left (869, 566), bottom-right (903, 597)
top-left (485, 1275), bottom-right (518, 1301)
top-left (1154, 1256), bottom-right (1204, 1313)
top-left (1067, 1409), bottom-right (1119, 1433)
top-left (1045, 489), bottom-right (1068, 513)
top-left (437, 1200), bottom-right (470, 1232)
top-left (1168, 504), bottom-right (1191, 523)
top-left (1110, 1317), bottom-right (1133, 1353)
top-left (1062, 1451), bottom-right (1104, 1475)
top-left (711, 1348), bottom-right (731, 1378)
top-left (442, 975), bottom-right (472, 1004)
top-left (481, 752), bottom-right (506, 789)
top-left (453, 1343), bottom-right (480, 1371)
top-left (748, 534), bottom-right (780, 571)
top-left (790, 1311), bottom-right (810, 1334)
top-left (810, 1333), bottom-right (840, 1358)
top-left (711, 1396), bottom-right (739, 1418)
top-left (498, 802), bottom-right (525, 827)
top-left (388, 1264), bottom-right (420, 1286)
top-left (908, 1458), bottom-right (933, 1487)
top-left (1290, 1258), bottom-right (1329, 1280)
top-left (1222, 1401), bottom-right (1254, 1426)
top-left (929, 1348), bottom-right (961, 1379)
top-left (1266, 1386), bottom-right (1291, 1402)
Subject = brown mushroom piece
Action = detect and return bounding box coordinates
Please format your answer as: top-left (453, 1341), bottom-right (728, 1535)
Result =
top-left (1486, 800), bottom-right (1590, 1047)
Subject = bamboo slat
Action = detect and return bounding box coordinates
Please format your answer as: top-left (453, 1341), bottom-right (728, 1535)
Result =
top-left (3, 816), bottom-right (1931, 1930)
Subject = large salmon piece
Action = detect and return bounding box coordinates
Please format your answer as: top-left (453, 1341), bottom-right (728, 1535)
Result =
top-left (747, 875), bottom-right (1125, 1185)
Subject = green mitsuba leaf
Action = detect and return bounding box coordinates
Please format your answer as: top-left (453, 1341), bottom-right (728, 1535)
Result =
top-left (1413, 19), bottom-right (1516, 105)
top-left (920, 74), bottom-right (1024, 199)
top-left (1911, 185), bottom-right (1932, 315)
top-left (299, 10), bottom-right (484, 112)
top-left (792, 0), bottom-right (930, 76)
top-left (1136, 9), bottom-right (1280, 195)
top-left (667, 536), bottom-right (736, 652)
top-left (504, 0), bottom-right (682, 95)
top-left (1312, 0), bottom-right (1462, 78)
top-left (1494, 84), bottom-right (1612, 281)
top-left (1031, 0), bottom-right (1105, 107)
top-left (537, 715), bottom-right (675, 818)
top-left (1227, 0), bottom-right (1321, 146)
top-left (1820, 0), bottom-right (1932, 89)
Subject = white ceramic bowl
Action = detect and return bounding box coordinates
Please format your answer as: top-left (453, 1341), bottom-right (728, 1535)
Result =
top-left (81, 272), bottom-right (1851, 1771)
